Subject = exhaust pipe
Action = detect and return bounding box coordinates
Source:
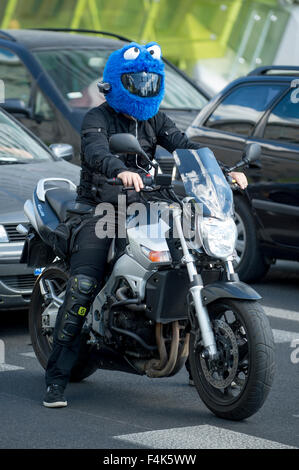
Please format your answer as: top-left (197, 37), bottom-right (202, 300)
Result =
top-left (115, 287), bottom-right (146, 311)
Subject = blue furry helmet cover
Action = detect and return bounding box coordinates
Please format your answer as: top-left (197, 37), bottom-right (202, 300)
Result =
top-left (103, 41), bottom-right (165, 121)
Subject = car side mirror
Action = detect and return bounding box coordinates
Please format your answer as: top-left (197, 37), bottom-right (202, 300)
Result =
top-left (1, 99), bottom-right (32, 118)
top-left (243, 143), bottom-right (261, 164)
top-left (49, 143), bottom-right (74, 162)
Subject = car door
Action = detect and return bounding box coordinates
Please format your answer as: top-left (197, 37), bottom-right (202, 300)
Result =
top-left (188, 83), bottom-right (287, 167)
top-left (247, 88), bottom-right (299, 250)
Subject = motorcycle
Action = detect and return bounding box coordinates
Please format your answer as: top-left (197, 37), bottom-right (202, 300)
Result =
top-left (19, 134), bottom-right (275, 420)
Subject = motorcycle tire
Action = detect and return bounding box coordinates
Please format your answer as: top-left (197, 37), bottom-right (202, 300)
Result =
top-left (234, 196), bottom-right (271, 283)
top-left (189, 299), bottom-right (275, 421)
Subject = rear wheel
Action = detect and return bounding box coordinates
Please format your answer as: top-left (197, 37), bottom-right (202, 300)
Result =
top-left (234, 196), bottom-right (270, 282)
top-left (189, 299), bottom-right (275, 421)
top-left (29, 262), bottom-right (98, 382)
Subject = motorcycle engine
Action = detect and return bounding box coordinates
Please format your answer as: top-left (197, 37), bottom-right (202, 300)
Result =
top-left (114, 310), bottom-right (156, 356)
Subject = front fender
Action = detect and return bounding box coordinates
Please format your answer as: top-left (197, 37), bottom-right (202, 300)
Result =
top-left (201, 281), bottom-right (261, 305)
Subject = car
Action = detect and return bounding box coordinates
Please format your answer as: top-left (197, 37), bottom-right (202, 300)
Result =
top-left (0, 28), bottom-right (210, 164)
top-left (186, 65), bottom-right (299, 282)
top-left (0, 106), bottom-right (79, 310)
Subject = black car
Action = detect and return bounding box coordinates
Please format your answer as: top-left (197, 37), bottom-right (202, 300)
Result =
top-left (186, 66), bottom-right (299, 282)
top-left (0, 28), bottom-right (210, 164)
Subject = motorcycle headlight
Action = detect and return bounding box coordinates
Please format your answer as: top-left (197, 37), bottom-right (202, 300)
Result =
top-left (0, 225), bottom-right (9, 243)
top-left (200, 217), bottom-right (237, 259)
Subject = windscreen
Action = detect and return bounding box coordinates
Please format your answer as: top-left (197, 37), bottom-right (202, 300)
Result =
top-left (173, 148), bottom-right (233, 219)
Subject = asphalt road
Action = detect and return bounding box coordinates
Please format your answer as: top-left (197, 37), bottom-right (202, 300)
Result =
top-left (0, 261), bottom-right (298, 450)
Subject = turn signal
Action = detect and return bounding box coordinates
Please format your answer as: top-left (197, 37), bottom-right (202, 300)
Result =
top-left (141, 246), bottom-right (171, 263)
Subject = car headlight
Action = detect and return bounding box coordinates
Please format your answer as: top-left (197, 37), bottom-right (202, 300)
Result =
top-left (200, 217), bottom-right (237, 259)
top-left (0, 225), bottom-right (9, 243)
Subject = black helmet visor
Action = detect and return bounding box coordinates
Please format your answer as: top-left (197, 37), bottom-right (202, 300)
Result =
top-left (121, 72), bottom-right (161, 97)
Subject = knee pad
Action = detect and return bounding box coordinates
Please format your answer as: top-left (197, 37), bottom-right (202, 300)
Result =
top-left (55, 274), bottom-right (98, 345)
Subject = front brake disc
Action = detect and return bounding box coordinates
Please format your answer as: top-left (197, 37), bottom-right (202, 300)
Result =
top-left (200, 319), bottom-right (239, 389)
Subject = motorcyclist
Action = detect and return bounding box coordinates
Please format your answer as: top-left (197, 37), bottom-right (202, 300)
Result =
top-left (43, 42), bottom-right (248, 408)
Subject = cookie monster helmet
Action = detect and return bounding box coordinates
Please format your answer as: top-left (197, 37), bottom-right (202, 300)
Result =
top-left (102, 42), bottom-right (165, 121)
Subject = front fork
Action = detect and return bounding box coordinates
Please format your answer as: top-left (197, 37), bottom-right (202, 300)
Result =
top-left (172, 208), bottom-right (218, 360)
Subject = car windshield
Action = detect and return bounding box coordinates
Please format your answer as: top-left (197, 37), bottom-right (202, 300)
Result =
top-left (0, 110), bottom-right (50, 164)
top-left (173, 147), bottom-right (233, 219)
top-left (34, 48), bottom-right (208, 110)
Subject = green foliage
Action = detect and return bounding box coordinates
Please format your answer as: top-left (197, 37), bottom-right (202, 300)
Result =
top-left (0, 0), bottom-right (290, 77)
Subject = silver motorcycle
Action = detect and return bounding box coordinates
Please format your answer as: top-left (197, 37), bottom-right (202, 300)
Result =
top-left (20, 134), bottom-right (275, 420)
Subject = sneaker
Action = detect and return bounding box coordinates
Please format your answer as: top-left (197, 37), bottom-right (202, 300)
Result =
top-left (43, 384), bottom-right (67, 408)
top-left (189, 377), bottom-right (195, 386)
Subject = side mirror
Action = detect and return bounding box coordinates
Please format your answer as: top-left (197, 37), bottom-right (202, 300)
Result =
top-left (1, 99), bottom-right (31, 118)
top-left (109, 133), bottom-right (159, 176)
top-left (49, 143), bottom-right (74, 162)
top-left (243, 143), bottom-right (261, 164)
top-left (109, 133), bottom-right (148, 159)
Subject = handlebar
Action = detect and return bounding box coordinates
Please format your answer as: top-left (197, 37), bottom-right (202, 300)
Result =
top-left (106, 173), bottom-right (242, 192)
top-left (106, 174), bottom-right (154, 188)
top-left (226, 174), bottom-right (242, 191)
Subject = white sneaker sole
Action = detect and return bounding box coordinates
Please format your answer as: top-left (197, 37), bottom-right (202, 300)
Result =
top-left (43, 401), bottom-right (67, 408)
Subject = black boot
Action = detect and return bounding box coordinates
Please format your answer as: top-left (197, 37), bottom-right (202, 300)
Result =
top-left (43, 384), bottom-right (67, 408)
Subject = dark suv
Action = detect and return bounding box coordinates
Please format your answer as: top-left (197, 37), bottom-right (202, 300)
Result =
top-left (186, 66), bottom-right (299, 282)
top-left (0, 28), bottom-right (209, 164)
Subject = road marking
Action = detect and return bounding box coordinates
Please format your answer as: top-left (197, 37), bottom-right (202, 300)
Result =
top-left (20, 352), bottom-right (36, 358)
top-left (115, 425), bottom-right (297, 449)
top-left (264, 306), bottom-right (299, 323)
top-left (273, 329), bottom-right (299, 344)
top-left (0, 364), bottom-right (24, 372)
top-left (0, 339), bottom-right (24, 372)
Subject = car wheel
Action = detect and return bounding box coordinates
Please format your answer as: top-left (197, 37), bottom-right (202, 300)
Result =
top-left (233, 196), bottom-right (270, 283)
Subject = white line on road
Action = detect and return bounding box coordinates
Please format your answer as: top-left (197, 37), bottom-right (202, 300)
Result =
top-left (264, 306), bottom-right (299, 323)
top-left (115, 425), bottom-right (297, 449)
top-left (273, 329), bottom-right (299, 343)
top-left (20, 352), bottom-right (36, 358)
top-left (0, 340), bottom-right (25, 372)
top-left (0, 364), bottom-right (24, 372)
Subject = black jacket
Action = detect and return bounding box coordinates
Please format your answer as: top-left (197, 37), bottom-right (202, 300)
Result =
top-left (77, 102), bottom-right (202, 205)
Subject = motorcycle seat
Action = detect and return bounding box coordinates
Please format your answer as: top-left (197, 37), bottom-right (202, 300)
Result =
top-left (45, 187), bottom-right (77, 221)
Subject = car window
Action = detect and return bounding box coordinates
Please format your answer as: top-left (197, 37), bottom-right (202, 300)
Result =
top-left (263, 90), bottom-right (299, 144)
top-left (0, 110), bottom-right (50, 164)
top-left (162, 63), bottom-right (208, 109)
top-left (35, 90), bottom-right (55, 121)
top-left (0, 47), bottom-right (33, 106)
top-left (34, 49), bottom-right (207, 110)
top-left (205, 84), bottom-right (285, 136)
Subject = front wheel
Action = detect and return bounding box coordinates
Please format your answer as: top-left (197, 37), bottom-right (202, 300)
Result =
top-left (189, 299), bottom-right (275, 421)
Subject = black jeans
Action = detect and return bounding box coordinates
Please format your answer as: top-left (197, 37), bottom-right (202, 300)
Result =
top-left (45, 216), bottom-right (111, 387)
